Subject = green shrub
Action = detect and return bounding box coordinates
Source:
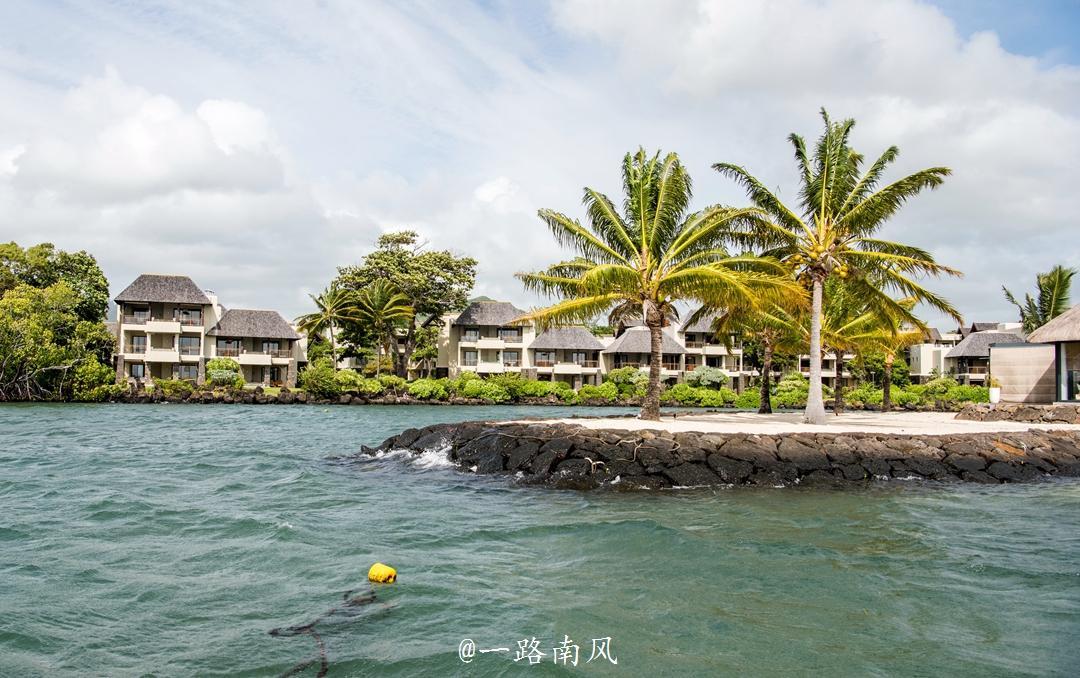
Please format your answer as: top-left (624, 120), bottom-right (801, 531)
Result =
top-left (335, 370), bottom-right (365, 390)
top-left (408, 378), bottom-right (449, 400)
top-left (734, 389), bottom-right (760, 409)
top-left (661, 383), bottom-right (704, 405)
top-left (578, 381), bottom-right (619, 403)
top-left (684, 365), bottom-right (728, 389)
top-left (70, 358), bottom-right (116, 401)
top-left (206, 357), bottom-right (241, 373)
top-left (156, 379), bottom-right (194, 398)
top-left (461, 379), bottom-right (510, 403)
top-left (773, 372), bottom-right (810, 408)
top-left (943, 385), bottom-right (989, 404)
top-left (361, 356), bottom-right (394, 377)
top-left (208, 370), bottom-right (244, 388)
top-left (604, 366), bottom-right (648, 397)
top-left (846, 383), bottom-right (883, 407)
top-left (448, 371), bottom-right (483, 395)
top-left (378, 374), bottom-right (407, 394)
top-left (923, 376), bottom-right (959, 397)
top-left (717, 387), bottom-right (738, 405)
top-left (298, 358), bottom-right (340, 399)
top-left (891, 387), bottom-right (920, 407)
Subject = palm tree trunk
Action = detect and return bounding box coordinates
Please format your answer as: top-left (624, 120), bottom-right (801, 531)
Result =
top-left (882, 353), bottom-right (894, 412)
top-left (641, 315), bottom-right (664, 421)
top-left (328, 323), bottom-right (338, 371)
top-left (758, 338), bottom-right (773, 414)
top-left (833, 349), bottom-right (844, 415)
top-left (804, 277), bottom-right (827, 424)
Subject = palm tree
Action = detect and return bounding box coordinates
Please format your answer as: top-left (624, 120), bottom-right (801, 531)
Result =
top-left (354, 281), bottom-right (414, 376)
top-left (688, 301), bottom-right (803, 414)
top-left (1004, 264), bottom-right (1077, 333)
top-left (714, 109), bottom-right (962, 424)
top-left (517, 148), bottom-right (801, 420)
top-left (873, 327), bottom-right (925, 412)
top-left (295, 287), bottom-right (360, 370)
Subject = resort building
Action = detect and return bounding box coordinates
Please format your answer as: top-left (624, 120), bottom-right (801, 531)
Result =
top-left (944, 330), bottom-right (1025, 384)
top-left (676, 316), bottom-right (751, 390)
top-left (1025, 304), bottom-right (1080, 403)
top-left (113, 274), bottom-right (304, 388)
top-left (797, 352), bottom-right (856, 390)
top-left (527, 326), bottom-right (607, 388)
top-left (601, 326), bottom-right (688, 383)
top-left (436, 300), bottom-right (536, 377)
top-left (907, 327), bottom-right (963, 383)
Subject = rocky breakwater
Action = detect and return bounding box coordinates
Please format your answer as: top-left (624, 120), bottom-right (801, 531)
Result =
top-left (365, 421), bottom-right (1080, 490)
top-left (958, 402), bottom-right (1080, 424)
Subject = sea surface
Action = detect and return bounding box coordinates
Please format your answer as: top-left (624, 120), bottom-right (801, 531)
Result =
top-left (1, 403), bottom-right (1078, 677)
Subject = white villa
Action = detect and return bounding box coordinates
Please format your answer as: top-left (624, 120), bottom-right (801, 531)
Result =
top-left (113, 274), bottom-right (305, 388)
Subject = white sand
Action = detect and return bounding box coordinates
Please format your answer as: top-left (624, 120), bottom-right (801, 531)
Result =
top-left (518, 411), bottom-right (1080, 435)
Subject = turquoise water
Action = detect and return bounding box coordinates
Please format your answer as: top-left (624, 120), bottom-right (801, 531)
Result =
top-left (1, 404), bottom-right (1078, 677)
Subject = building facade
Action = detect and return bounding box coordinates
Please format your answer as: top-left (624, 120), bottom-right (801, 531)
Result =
top-left (113, 274), bottom-right (304, 388)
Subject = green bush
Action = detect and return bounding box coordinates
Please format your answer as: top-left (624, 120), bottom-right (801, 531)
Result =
top-left (299, 358), bottom-right (340, 399)
top-left (846, 383), bottom-right (883, 407)
top-left (378, 374), bottom-right (407, 394)
top-left (661, 383), bottom-right (704, 405)
top-left (684, 365), bottom-right (728, 389)
top-left (335, 370), bottom-right (385, 396)
top-left (156, 379), bottom-right (194, 398)
top-left (604, 366), bottom-right (648, 397)
top-left (408, 378), bottom-right (449, 400)
top-left (943, 385), bottom-right (989, 404)
top-left (361, 356), bottom-right (394, 377)
top-left (923, 376), bottom-right (959, 397)
top-left (70, 358), bottom-right (116, 401)
top-left (891, 387), bottom-right (920, 407)
top-left (461, 379), bottom-right (510, 403)
top-left (207, 370), bottom-right (244, 388)
top-left (448, 371), bottom-right (483, 395)
top-left (206, 357), bottom-right (241, 373)
top-left (773, 372), bottom-right (810, 409)
top-left (578, 381), bottom-right (619, 403)
top-left (734, 389), bottom-right (761, 409)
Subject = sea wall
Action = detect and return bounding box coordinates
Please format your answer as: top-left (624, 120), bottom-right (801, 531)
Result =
top-left (366, 420), bottom-right (1080, 489)
top-left (957, 403), bottom-right (1080, 424)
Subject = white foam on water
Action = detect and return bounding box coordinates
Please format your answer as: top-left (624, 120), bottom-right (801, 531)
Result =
top-left (410, 446), bottom-right (454, 470)
top-left (373, 448), bottom-right (411, 460)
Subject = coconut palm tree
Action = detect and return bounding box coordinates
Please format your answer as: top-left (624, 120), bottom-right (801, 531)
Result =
top-left (714, 109), bottom-right (962, 424)
top-left (1003, 264), bottom-right (1077, 333)
top-left (871, 326), bottom-right (925, 412)
top-left (354, 281), bottom-right (414, 376)
top-left (295, 286), bottom-right (362, 371)
top-left (687, 300), bottom-right (804, 414)
top-left (517, 148), bottom-right (801, 420)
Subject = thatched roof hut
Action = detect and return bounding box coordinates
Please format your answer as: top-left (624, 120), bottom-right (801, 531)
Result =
top-left (1028, 304), bottom-right (1080, 344)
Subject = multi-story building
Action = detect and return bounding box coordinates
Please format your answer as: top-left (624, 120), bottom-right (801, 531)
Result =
top-left (527, 326), bottom-right (606, 388)
top-left (907, 327), bottom-right (963, 383)
top-left (796, 352), bottom-right (856, 390)
top-left (945, 330), bottom-right (1025, 384)
top-left (675, 315), bottom-right (750, 390)
top-left (113, 274), bottom-right (304, 387)
top-left (436, 300), bottom-right (536, 377)
top-left (601, 326), bottom-right (688, 383)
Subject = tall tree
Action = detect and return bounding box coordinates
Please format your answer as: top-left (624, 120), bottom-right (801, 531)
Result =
top-left (353, 281), bottom-right (414, 376)
top-left (714, 109), bottom-right (961, 424)
top-left (1003, 264), bottom-right (1077, 333)
top-left (0, 242), bottom-right (109, 322)
top-left (294, 287), bottom-right (361, 370)
top-left (335, 231), bottom-right (476, 378)
top-left (517, 148), bottom-right (800, 420)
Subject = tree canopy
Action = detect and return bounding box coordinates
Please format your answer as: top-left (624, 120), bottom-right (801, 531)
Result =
top-left (0, 242), bottom-right (110, 323)
top-left (1004, 264), bottom-right (1076, 333)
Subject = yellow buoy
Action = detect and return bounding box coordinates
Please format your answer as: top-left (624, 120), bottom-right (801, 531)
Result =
top-left (368, 562), bottom-right (397, 583)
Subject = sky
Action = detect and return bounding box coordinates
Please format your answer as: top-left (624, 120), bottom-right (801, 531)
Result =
top-left (0, 0), bottom-right (1077, 330)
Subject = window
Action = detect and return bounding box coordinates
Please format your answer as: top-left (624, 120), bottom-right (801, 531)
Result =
top-left (129, 363), bottom-right (145, 379)
top-left (535, 351), bottom-right (555, 367)
top-left (179, 336), bottom-right (200, 355)
top-left (176, 308), bottom-right (202, 324)
top-left (129, 335), bottom-right (147, 353)
top-left (177, 365), bottom-right (198, 380)
top-left (571, 351), bottom-right (587, 365)
top-left (270, 366), bottom-right (283, 383)
top-left (498, 328), bottom-right (522, 343)
top-left (262, 340), bottom-right (280, 353)
top-left (462, 350), bottom-right (478, 366)
top-left (503, 350), bottom-right (519, 367)
top-left (462, 328), bottom-right (480, 342)
top-left (217, 338), bottom-right (240, 356)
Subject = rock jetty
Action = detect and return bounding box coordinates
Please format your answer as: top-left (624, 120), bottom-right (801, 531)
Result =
top-left (366, 420), bottom-right (1080, 489)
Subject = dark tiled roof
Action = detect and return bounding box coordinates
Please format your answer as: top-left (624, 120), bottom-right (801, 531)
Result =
top-left (208, 309), bottom-right (300, 340)
top-left (680, 312), bottom-right (721, 334)
top-left (602, 327), bottom-right (686, 354)
top-left (529, 326), bottom-right (605, 351)
top-left (114, 274), bottom-right (211, 305)
top-left (1028, 304), bottom-right (1080, 343)
top-left (452, 301), bottom-right (528, 326)
top-left (945, 332), bottom-right (1024, 359)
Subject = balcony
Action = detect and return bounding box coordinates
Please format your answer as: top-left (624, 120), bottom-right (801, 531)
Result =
top-left (270, 349), bottom-right (293, 362)
top-left (217, 348), bottom-right (240, 358)
top-left (503, 359), bottom-right (521, 368)
top-left (476, 337), bottom-right (505, 349)
top-left (122, 315), bottom-right (149, 325)
top-left (178, 345), bottom-right (202, 361)
top-left (238, 350), bottom-right (272, 366)
top-left (123, 344), bottom-right (147, 354)
top-left (534, 360), bottom-right (555, 368)
top-left (145, 318), bottom-right (181, 334)
top-left (662, 362), bottom-right (682, 371)
top-left (476, 361), bottom-right (506, 373)
top-left (144, 347), bottom-right (179, 362)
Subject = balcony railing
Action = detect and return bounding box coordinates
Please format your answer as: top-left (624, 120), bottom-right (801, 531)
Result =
top-left (535, 360), bottom-right (555, 367)
top-left (499, 335), bottom-right (523, 344)
top-left (662, 362), bottom-right (681, 371)
top-left (684, 340), bottom-right (704, 348)
top-left (218, 348), bottom-right (240, 357)
top-left (963, 366), bottom-right (989, 374)
top-left (576, 360), bottom-right (599, 368)
top-left (123, 315), bottom-right (149, 325)
top-left (503, 360), bottom-right (521, 367)
top-left (462, 359), bottom-right (478, 367)
top-left (462, 333), bottom-right (480, 342)
top-left (177, 317), bottom-right (203, 326)
top-left (179, 346), bottom-right (201, 356)
top-left (270, 350), bottom-right (292, 359)
top-left (124, 344), bottom-right (146, 353)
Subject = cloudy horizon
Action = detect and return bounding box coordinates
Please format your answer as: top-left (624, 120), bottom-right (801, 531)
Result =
top-left (1, 0), bottom-right (1078, 331)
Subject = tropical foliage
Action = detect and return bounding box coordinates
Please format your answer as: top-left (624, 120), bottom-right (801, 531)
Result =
top-left (295, 286), bottom-right (363, 370)
top-left (714, 109), bottom-right (961, 423)
top-left (352, 281), bottom-right (414, 376)
top-left (1003, 264), bottom-right (1076, 333)
top-left (516, 148), bottom-right (800, 420)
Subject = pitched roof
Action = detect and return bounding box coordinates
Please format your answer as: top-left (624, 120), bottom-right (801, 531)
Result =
top-left (602, 327), bottom-right (687, 354)
top-left (945, 332), bottom-right (1024, 359)
top-left (452, 301), bottom-right (528, 326)
top-left (680, 312), bottom-right (720, 334)
top-left (208, 309), bottom-right (300, 340)
top-left (529, 326), bottom-right (605, 351)
top-left (924, 327), bottom-right (943, 342)
top-left (1028, 304), bottom-right (1080, 343)
top-left (114, 274), bottom-right (211, 305)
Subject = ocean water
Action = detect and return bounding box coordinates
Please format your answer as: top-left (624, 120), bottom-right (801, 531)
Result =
top-left (1, 403), bottom-right (1078, 677)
